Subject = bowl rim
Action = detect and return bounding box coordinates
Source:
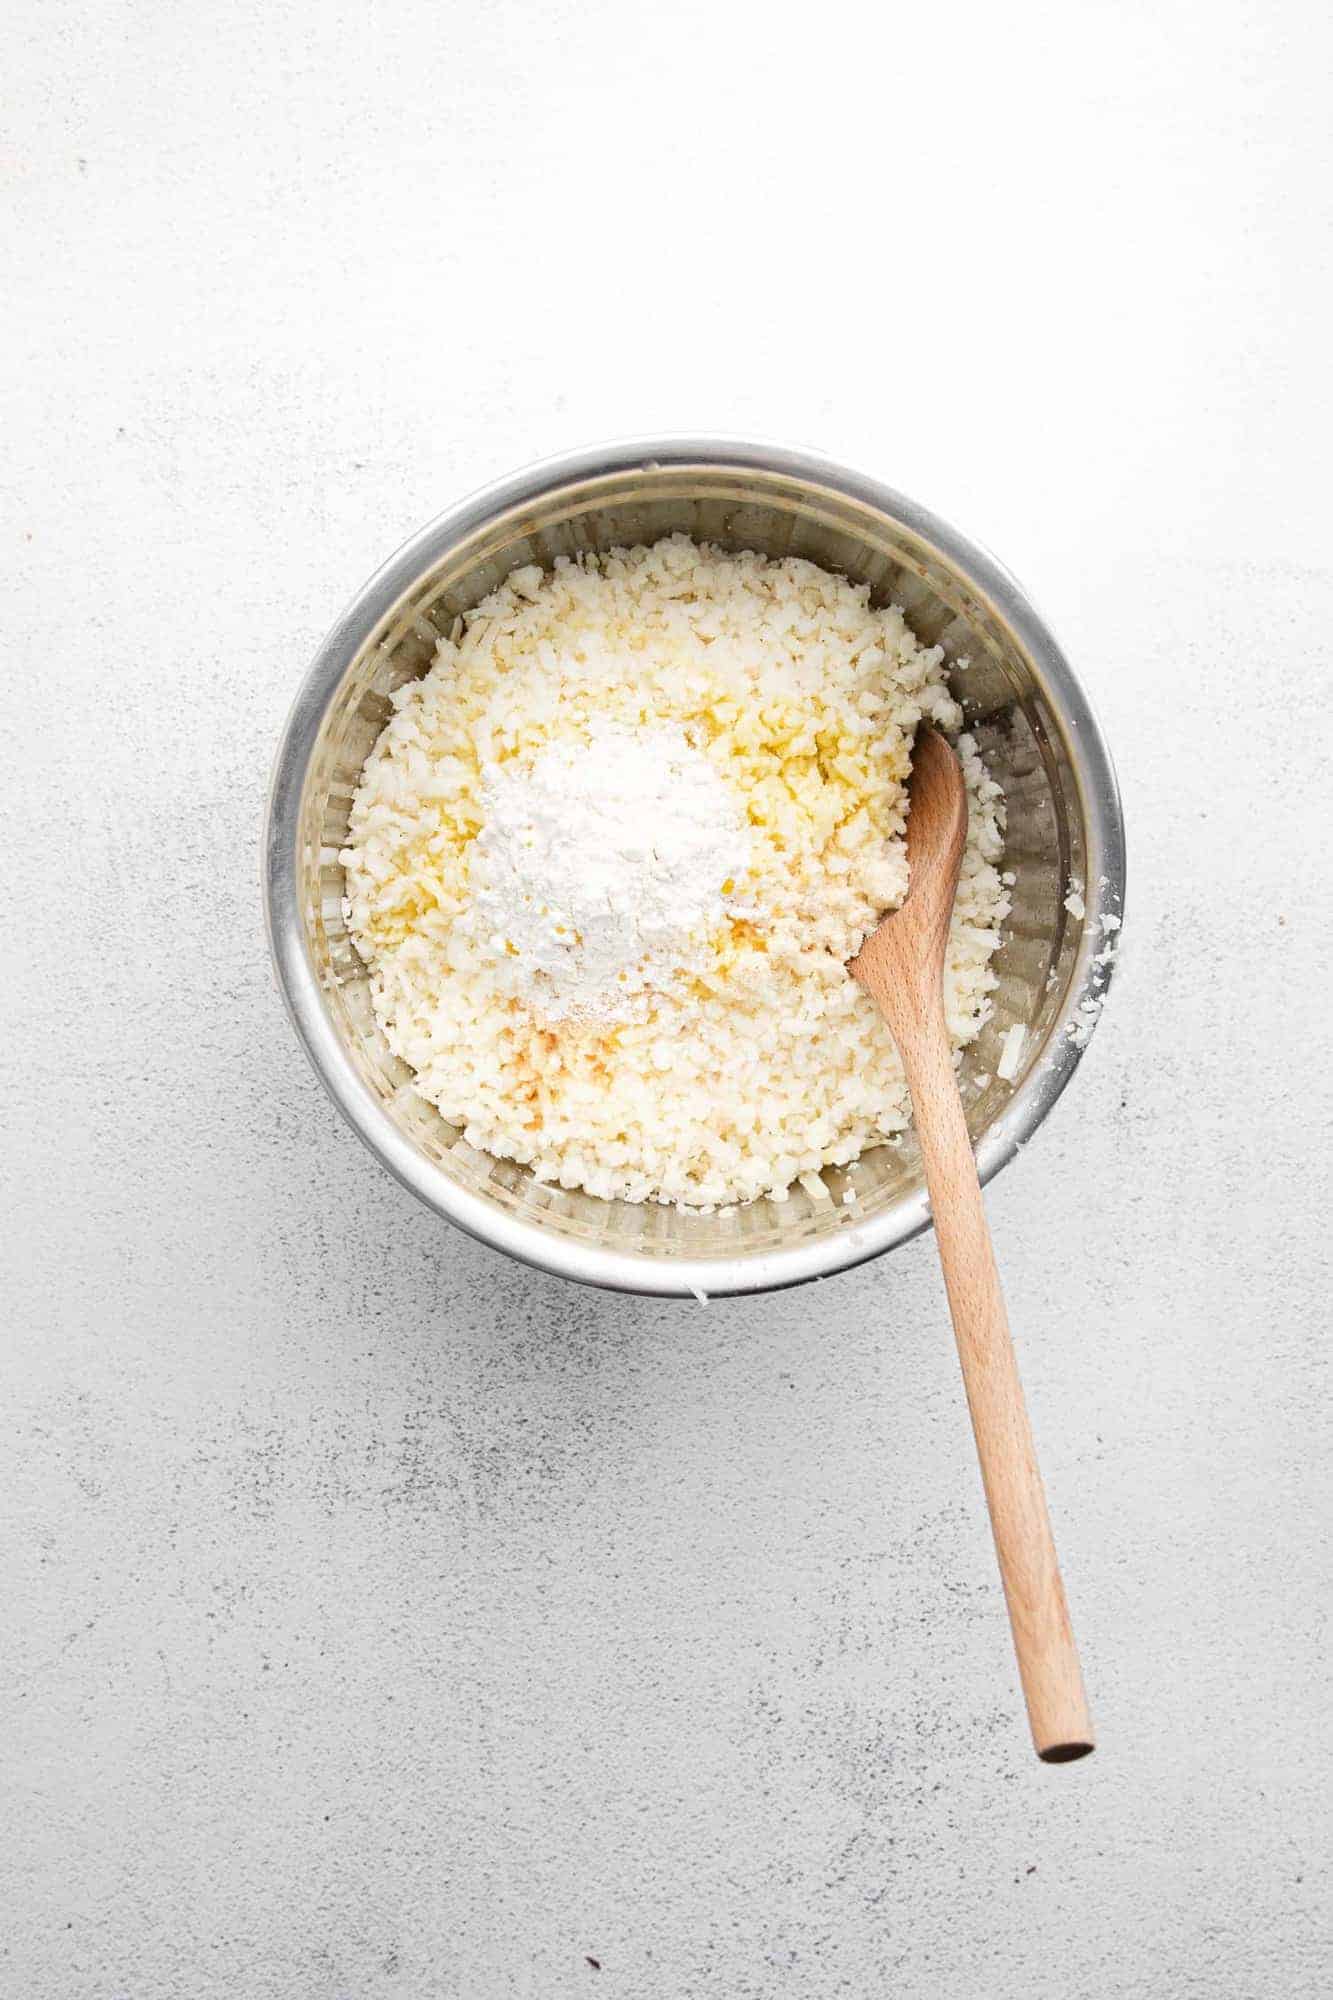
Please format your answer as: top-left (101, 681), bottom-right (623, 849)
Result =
top-left (263, 435), bottom-right (1126, 1297)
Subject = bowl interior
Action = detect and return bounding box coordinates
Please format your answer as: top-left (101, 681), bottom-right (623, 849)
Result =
top-left (295, 463), bottom-right (1087, 1268)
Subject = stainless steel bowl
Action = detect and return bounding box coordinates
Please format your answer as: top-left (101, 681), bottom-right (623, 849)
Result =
top-left (264, 439), bottom-right (1125, 1296)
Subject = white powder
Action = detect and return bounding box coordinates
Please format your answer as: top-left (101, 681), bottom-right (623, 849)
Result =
top-left (465, 722), bottom-right (751, 1021)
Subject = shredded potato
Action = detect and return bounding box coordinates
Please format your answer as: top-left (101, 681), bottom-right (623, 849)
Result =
top-left (342, 536), bottom-right (1007, 1207)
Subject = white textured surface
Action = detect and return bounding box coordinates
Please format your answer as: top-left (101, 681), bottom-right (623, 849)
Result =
top-left (3, 2), bottom-right (1330, 1994)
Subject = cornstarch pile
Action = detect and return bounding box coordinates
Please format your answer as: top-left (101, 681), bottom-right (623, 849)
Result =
top-left (466, 723), bottom-right (751, 1021)
top-left (342, 535), bottom-right (1008, 1207)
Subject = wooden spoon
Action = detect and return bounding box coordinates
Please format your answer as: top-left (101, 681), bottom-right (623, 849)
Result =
top-left (850, 726), bottom-right (1094, 1763)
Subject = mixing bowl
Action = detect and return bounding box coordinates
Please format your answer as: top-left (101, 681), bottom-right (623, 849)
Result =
top-left (264, 439), bottom-right (1125, 1296)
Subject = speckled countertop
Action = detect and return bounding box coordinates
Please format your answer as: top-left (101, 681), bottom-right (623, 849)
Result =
top-left (5, 2), bottom-right (1330, 1994)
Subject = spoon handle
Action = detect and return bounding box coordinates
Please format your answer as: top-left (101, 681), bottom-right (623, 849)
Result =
top-left (902, 1020), bottom-right (1094, 1762)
